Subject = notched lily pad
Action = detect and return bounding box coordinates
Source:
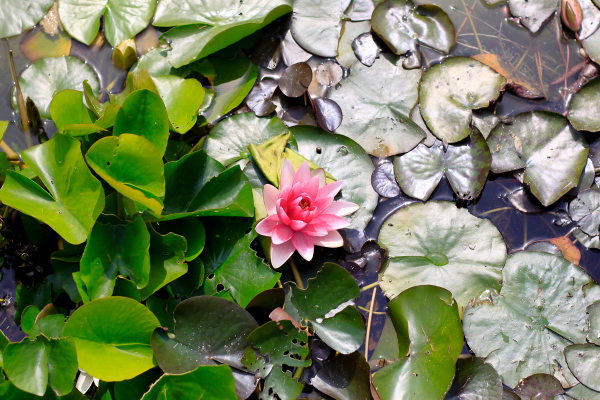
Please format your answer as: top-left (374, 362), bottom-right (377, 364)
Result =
top-left (371, 161), bottom-right (401, 198)
top-left (316, 61), bottom-right (343, 87)
top-left (514, 374), bottom-right (565, 400)
top-left (290, 0), bottom-right (345, 57)
top-left (279, 62), bottom-right (313, 97)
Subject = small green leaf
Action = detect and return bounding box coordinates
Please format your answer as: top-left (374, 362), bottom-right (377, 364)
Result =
top-left (568, 77), bottom-right (600, 132)
top-left (152, 75), bottom-right (206, 134)
top-left (49, 90), bottom-right (104, 136)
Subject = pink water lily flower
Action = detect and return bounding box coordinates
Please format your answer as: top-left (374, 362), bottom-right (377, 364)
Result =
top-left (256, 159), bottom-right (359, 268)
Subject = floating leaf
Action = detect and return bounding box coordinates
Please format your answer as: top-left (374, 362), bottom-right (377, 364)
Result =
top-left (0, 0), bottom-right (54, 38)
top-left (312, 98), bottom-right (343, 132)
top-left (378, 201), bottom-right (506, 313)
top-left (63, 297), bottom-right (160, 381)
top-left (290, 0), bottom-right (345, 57)
top-left (583, 27), bottom-right (600, 65)
top-left (371, 0), bottom-right (455, 68)
top-left (565, 344), bottom-right (600, 392)
top-left (247, 79), bottom-right (279, 117)
top-left (446, 357), bottom-right (503, 400)
top-left (12, 56), bottom-right (99, 119)
top-left (487, 111), bottom-right (588, 206)
top-left (279, 62), bottom-right (313, 97)
top-left (316, 61), bottom-right (343, 87)
top-left (372, 286), bottom-right (463, 400)
top-left (338, 21), bottom-right (372, 68)
top-left (86, 134), bottom-right (165, 214)
top-left (514, 374), bottom-right (565, 399)
top-left (153, 0), bottom-right (292, 68)
top-left (371, 161), bottom-right (401, 198)
top-left (568, 77), bottom-right (600, 132)
top-left (419, 57), bottom-right (506, 144)
top-left (393, 130), bottom-right (491, 201)
top-left (328, 54), bottom-right (425, 157)
top-left (158, 218), bottom-right (205, 262)
top-left (562, 383), bottom-right (600, 400)
top-left (311, 352), bottom-right (373, 400)
top-left (463, 251), bottom-right (600, 388)
top-left (114, 368), bottom-right (163, 400)
top-left (570, 188), bottom-right (600, 236)
top-left (0, 134), bottom-right (104, 245)
top-left (353, 32), bottom-right (382, 67)
top-left (151, 75), bottom-right (206, 134)
top-left (80, 215), bottom-right (151, 300)
top-left (507, 0), bottom-right (559, 33)
top-left (58, 0), bottom-right (156, 46)
top-left (49, 90), bottom-right (105, 136)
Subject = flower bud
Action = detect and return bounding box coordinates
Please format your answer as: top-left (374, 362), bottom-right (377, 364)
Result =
top-left (561, 0), bottom-right (583, 32)
top-left (113, 39), bottom-right (138, 70)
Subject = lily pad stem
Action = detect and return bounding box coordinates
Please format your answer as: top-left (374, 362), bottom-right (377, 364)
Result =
top-left (364, 287), bottom-right (377, 360)
top-left (122, 196), bottom-right (137, 218)
top-left (360, 281), bottom-right (379, 292)
top-left (116, 192), bottom-right (124, 219)
top-left (289, 258), bottom-right (304, 290)
top-left (292, 355), bottom-right (308, 381)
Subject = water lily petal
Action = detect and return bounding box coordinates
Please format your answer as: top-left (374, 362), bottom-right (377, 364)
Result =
top-left (255, 214), bottom-right (280, 236)
top-left (318, 180), bottom-right (344, 199)
top-left (290, 220), bottom-right (308, 231)
top-left (263, 184), bottom-right (280, 215)
top-left (312, 230), bottom-right (344, 248)
top-left (303, 176), bottom-right (320, 200)
top-left (312, 196), bottom-right (334, 216)
top-left (271, 240), bottom-right (296, 268)
top-left (302, 222), bottom-right (329, 236)
top-left (323, 201), bottom-right (360, 217)
top-left (314, 213), bottom-right (351, 230)
top-left (272, 224), bottom-right (294, 244)
top-left (277, 199), bottom-right (291, 225)
top-left (280, 158), bottom-right (296, 189)
top-left (311, 168), bottom-right (327, 188)
top-left (292, 231), bottom-right (314, 261)
top-left (293, 161), bottom-right (311, 186)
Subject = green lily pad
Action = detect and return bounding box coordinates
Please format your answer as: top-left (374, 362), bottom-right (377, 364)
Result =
top-left (49, 90), bottom-right (105, 136)
top-left (446, 357), bottom-right (503, 400)
top-left (562, 383), bottom-right (600, 400)
top-left (507, 0), bottom-right (559, 33)
top-left (568, 77), bottom-right (600, 132)
top-left (328, 53), bottom-right (425, 157)
top-left (487, 111), bottom-right (589, 206)
top-left (158, 218), bottom-right (205, 262)
top-left (58, 0), bottom-right (156, 46)
top-left (3, 336), bottom-right (78, 397)
top-left (290, 0), bottom-right (344, 57)
top-left (378, 201), bottom-right (507, 313)
top-left (151, 296), bottom-right (258, 399)
top-left (161, 150), bottom-right (254, 220)
top-left (290, 125), bottom-right (378, 231)
top-left (205, 113), bottom-right (289, 167)
top-left (565, 344), bottom-right (600, 392)
top-left (80, 215), bottom-right (151, 300)
top-left (0, 134), bottom-right (104, 245)
top-left (153, 0), bottom-right (292, 68)
top-left (114, 368), bottom-right (163, 400)
top-left (372, 285), bottom-right (463, 400)
top-left (86, 134), bottom-right (166, 215)
top-left (338, 21), bottom-right (372, 68)
top-left (393, 129), bottom-right (492, 201)
top-left (588, 302), bottom-right (600, 345)
top-left (570, 189), bottom-right (600, 236)
top-left (311, 352), bottom-right (373, 400)
top-left (140, 365), bottom-right (237, 400)
top-left (0, 0), bottom-right (54, 38)
top-left (113, 89), bottom-right (170, 156)
top-left (419, 57), bottom-right (506, 144)
top-left (13, 56), bottom-right (99, 119)
top-left (63, 296), bottom-right (160, 381)
top-left (152, 75), bottom-right (206, 134)
top-left (583, 28), bottom-right (600, 65)
top-left (514, 374), bottom-right (565, 399)
top-left (371, 0), bottom-right (455, 68)
top-left (463, 251), bottom-right (600, 388)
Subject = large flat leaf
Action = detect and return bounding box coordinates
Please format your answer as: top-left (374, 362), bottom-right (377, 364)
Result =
top-left (393, 129), bottom-right (491, 201)
top-left (378, 201), bottom-right (507, 314)
top-left (487, 111), bottom-right (589, 206)
top-left (290, 0), bottom-right (345, 57)
top-left (311, 352), bottom-right (373, 400)
top-left (86, 134), bottom-right (166, 215)
top-left (153, 0), bottom-right (293, 68)
top-left (419, 57), bottom-right (506, 144)
top-left (0, 0), bottom-right (54, 38)
top-left (63, 297), bottom-right (160, 381)
top-left (463, 251), bottom-right (600, 388)
top-left (152, 75), bottom-right (206, 134)
top-left (446, 357), bottom-right (503, 400)
top-left (13, 56), bottom-right (99, 119)
top-left (49, 90), bottom-right (105, 137)
top-left (0, 134), bottom-right (104, 244)
top-left (58, 0), bottom-right (156, 46)
top-left (290, 125), bottom-right (378, 231)
top-left (568, 77), bottom-right (600, 132)
top-left (80, 215), bottom-right (151, 300)
top-left (372, 286), bottom-right (463, 400)
top-left (565, 344), bottom-right (600, 392)
top-left (328, 53), bottom-right (425, 157)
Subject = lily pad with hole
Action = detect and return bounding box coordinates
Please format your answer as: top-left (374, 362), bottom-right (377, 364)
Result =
top-left (371, 0), bottom-right (455, 68)
top-left (372, 285), bottom-right (463, 400)
top-left (393, 129), bottom-right (492, 201)
top-left (58, 0), bottom-right (156, 46)
top-left (419, 57), bottom-right (506, 144)
top-left (151, 296), bottom-right (258, 399)
top-left (515, 374), bottom-right (565, 399)
top-left (153, 0), bottom-right (292, 68)
top-left (12, 56), bottom-right (99, 119)
top-left (311, 352), bottom-right (372, 400)
top-left (463, 251), bottom-right (600, 388)
top-left (328, 53), bottom-right (425, 157)
top-left (63, 296), bottom-right (160, 381)
top-left (568, 77), bottom-right (600, 132)
top-left (0, 0), bottom-right (55, 38)
top-left (446, 357), bottom-right (503, 400)
top-left (378, 201), bottom-right (507, 313)
top-left (487, 111), bottom-right (589, 206)
top-left (0, 134), bottom-right (104, 245)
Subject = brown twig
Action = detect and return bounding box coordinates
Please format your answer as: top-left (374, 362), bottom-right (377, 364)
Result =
top-left (3, 40), bottom-right (30, 138)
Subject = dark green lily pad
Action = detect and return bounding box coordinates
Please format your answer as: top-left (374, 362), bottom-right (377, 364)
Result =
top-left (565, 344), bottom-right (600, 392)
top-left (151, 296), bottom-right (258, 399)
top-left (487, 111), bottom-right (589, 206)
top-left (328, 54), bottom-right (425, 157)
top-left (312, 352), bottom-right (373, 400)
top-left (514, 374), bottom-right (565, 400)
top-left (158, 218), bottom-right (205, 262)
top-left (507, 0), bottom-right (559, 33)
top-left (80, 215), bottom-right (151, 300)
top-left (419, 57), bottom-right (506, 144)
top-left (568, 77), bottom-right (600, 132)
top-left (570, 189), bottom-right (600, 236)
top-left (153, 0), bottom-right (292, 68)
top-left (463, 251), bottom-right (600, 388)
top-left (13, 56), bottom-right (99, 119)
top-left (0, 134), bottom-right (104, 245)
top-left (393, 129), bottom-right (491, 201)
top-left (446, 357), bottom-right (503, 400)
top-left (378, 201), bottom-right (507, 313)
top-left (0, 0), bottom-right (54, 38)
top-left (372, 285), bottom-right (463, 400)
top-left (371, 0), bottom-right (455, 68)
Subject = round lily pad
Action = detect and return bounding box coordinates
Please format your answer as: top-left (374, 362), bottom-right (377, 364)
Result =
top-left (568, 77), bottom-right (600, 132)
top-left (393, 129), bottom-right (492, 201)
top-left (514, 374), bottom-right (565, 399)
top-left (378, 201), bottom-right (507, 313)
top-left (463, 251), bottom-right (600, 388)
top-left (290, 0), bottom-right (345, 57)
top-left (279, 62), bottom-right (313, 97)
top-left (419, 57), bottom-right (506, 144)
top-left (328, 53), bottom-right (425, 157)
top-left (487, 111), bottom-right (589, 206)
top-left (13, 56), bottom-right (99, 119)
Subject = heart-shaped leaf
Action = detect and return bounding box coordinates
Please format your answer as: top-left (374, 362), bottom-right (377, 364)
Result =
top-left (279, 62), bottom-right (313, 97)
top-left (371, 161), bottom-right (400, 198)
